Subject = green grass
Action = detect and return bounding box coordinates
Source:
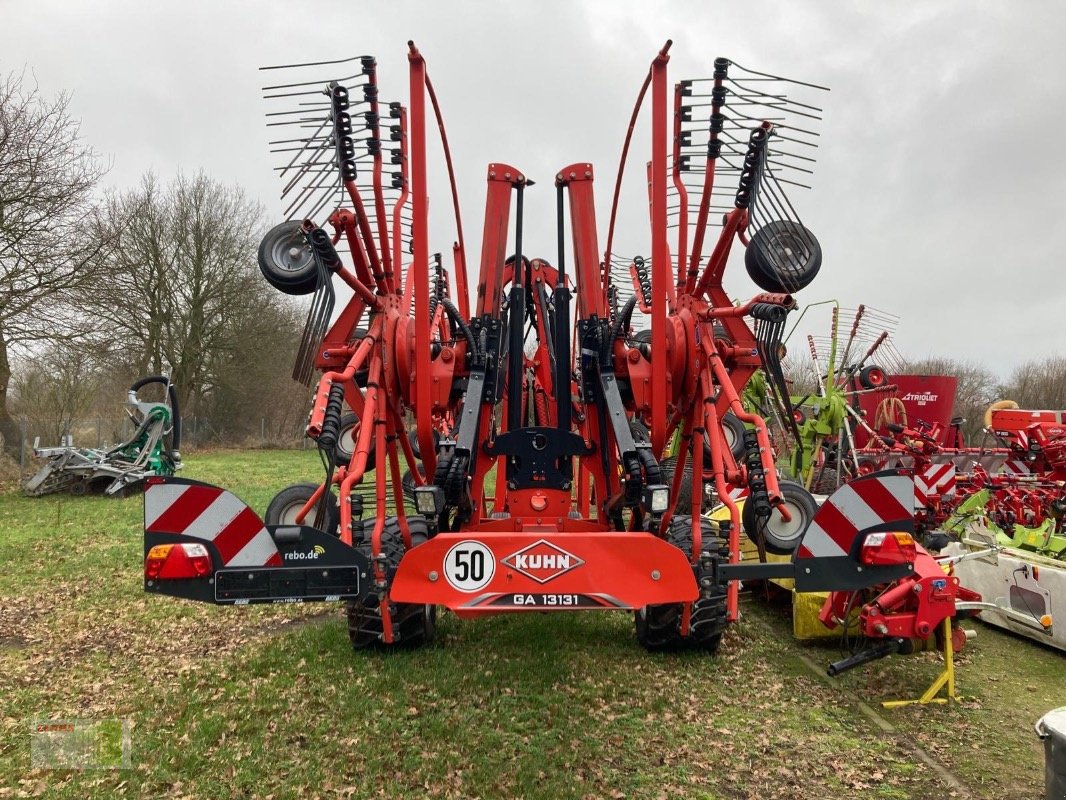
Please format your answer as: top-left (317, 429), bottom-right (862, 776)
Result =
top-left (0, 449), bottom-right (1060, 798)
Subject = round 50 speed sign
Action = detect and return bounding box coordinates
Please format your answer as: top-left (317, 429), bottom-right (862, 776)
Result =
top-left (443, 540), bottom-right (495, 592)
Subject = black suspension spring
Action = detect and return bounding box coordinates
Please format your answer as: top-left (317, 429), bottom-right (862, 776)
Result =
top-left (632, 256), bottom-right (652, 308)
top-left (317, 383), bottom-right (347, 452)
top-left (744, 429), bottom-right (771, 517)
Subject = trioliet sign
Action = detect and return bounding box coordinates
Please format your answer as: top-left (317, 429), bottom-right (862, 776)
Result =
top-left (854, 374), bottom-right (958, 446)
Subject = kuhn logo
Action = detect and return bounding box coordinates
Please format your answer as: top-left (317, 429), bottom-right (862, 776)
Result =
top-left (902, 391), bottom-right (938, 406)
top-left (502, 540), bottom-right (584, 584)
top-left (284, 544), bottom-right (326, 561)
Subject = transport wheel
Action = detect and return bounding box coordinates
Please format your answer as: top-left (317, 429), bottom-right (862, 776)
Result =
top-left (658, 456), bottom-right (694, 514)
top-left (407, 428), bottom-right (441, 460)
top-left (346, 516), bottom-right (436, 649)
top-left (335, 413), bottom-right (375, 470)
top-left (265, 483), bottom-right (340, 535)
top-left (717, 412), bottom-right (748, 463)
top-left (858, 364), bottom-right (887, 390)
top-left (635, 515), bottom-right (729, 653)
top-left (401, 465), bottom-right (427, 505)
top-left (258, 221), bottom-right (319, 295)
top-left (742, 479), bottom-right (817, 555)
top-left (744, 220), bottom-right (822, 294)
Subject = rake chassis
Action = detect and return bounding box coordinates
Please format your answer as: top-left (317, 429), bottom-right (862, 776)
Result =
top-left (143, 41), bottom-right (926, 655)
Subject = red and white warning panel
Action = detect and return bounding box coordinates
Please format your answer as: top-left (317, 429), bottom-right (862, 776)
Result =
top-left (391, 532), bottom-right (698, 614)
top-left (143, 478), bottom-right (372, 606)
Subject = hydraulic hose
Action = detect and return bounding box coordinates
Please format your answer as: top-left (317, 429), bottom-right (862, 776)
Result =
top-left (129, 375), bottom-right (181, 451)
top-left (441, 297), bottom-right (479, 356)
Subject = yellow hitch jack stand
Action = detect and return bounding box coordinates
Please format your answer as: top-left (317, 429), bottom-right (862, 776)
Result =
top-left (881, 617), bottom-right (958, 709)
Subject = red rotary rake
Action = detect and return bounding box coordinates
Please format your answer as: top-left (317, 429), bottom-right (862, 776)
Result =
top-left (143, 42), bottom-right (949, 660)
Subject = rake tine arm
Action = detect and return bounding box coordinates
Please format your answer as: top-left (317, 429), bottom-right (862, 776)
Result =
top-left (685, 59), bottom-right (727, 293)
top-left (391, 106), bottom-right (410, 279)
top-left (363, 59), bottom-right (395, 292)
top-left (836, 303), bottom-right (865, 379)
top-left (342, 179), bottom-right (388, 293)
top-left (693, 207), bottom-right (749, 300)
top-left (671, 81), bottom-right (690, 293)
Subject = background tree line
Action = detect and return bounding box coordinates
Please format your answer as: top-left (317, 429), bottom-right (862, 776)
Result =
top-left (0, 70), bottom-right (310, 458)
top-left (1, 70), bottom-right (1063, 461)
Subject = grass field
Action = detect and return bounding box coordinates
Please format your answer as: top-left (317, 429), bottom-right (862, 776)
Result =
top-left (0, 450), bottom-right (1060, 799)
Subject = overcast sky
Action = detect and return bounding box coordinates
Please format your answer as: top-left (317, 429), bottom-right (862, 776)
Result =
top-left (3, 0), bottom-right (1064, 379)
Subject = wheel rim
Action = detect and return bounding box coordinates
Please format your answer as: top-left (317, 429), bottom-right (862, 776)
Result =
top-left (762, 224), bottom-right (813, 278)
top-left (268, 228), bottom-right (313, 277)
top-left (766, 498), bottom-right (809, 544)
top-left (338, 422), bottom-right (357, 461)
top-left (722, 423), bottom-right (736, 451)
top-left (277, 497), bottom-right (311, 525)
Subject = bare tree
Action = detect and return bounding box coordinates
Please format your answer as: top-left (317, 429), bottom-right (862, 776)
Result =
top-left (0, 71), bottom-right (108, 454)
top-left (89, 172), bottom-right (309, 434)
top-left (11, 341), bottom-right (104, 445)
top-left (905, 356), bottom-right (999, 444)
top-left (999, 355), bottom-right (1066, 412)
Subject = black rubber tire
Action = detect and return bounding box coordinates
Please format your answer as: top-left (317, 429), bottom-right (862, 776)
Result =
top-left (408, 428), bottom-right (441, 460)
top-left (68, 480), bottom-right (89, 497)
top-left (335, 413), bottom-right (375, 470)
top-left (742, 479), bottom-right (817, 555)
top-left (629, 417), bottom-right (651, 444)
top-left (633, 328), bottom-right (653, 360)
top-left (717, 412), bottom-right (747, 463)
top-left (401, 465), bottom-right (427, 504)
top-left (258, 221), bottom-right (319, 295)
top-left (858, 364), bottom-right (887, 390)
top-left (265, 483), bottom-right (340, 535)
top-left (744, 220), bottom-right (822, 294)
top-left (346, 516), bottom-right (435, 649)
top-left (659, 456), bottom-right (695, 514)
top-left (635, 515), bottom-right (729, 653)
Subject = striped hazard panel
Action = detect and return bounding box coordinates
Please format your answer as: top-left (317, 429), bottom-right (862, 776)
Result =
top-left (145, 481), bottom-right (282, 567)
top-left (914, 463), bottom-right (956, 508)
top-left (796, 473), bottom-right (913, 560)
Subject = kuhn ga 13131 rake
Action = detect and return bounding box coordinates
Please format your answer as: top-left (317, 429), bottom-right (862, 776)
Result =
top-left (142, 41), bottom-right (932, 657)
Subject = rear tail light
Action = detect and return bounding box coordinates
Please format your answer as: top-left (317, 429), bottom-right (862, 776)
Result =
top-left (861, 532), bottom-right (916, 566)
top-left (145, 543), bottom-right (213, 580)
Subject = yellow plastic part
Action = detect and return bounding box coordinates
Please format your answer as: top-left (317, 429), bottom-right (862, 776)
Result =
top-left (792, 591), bottom-right (836, 640)
top-left (984, 398), bottom-right (1019, 429)
top-left (881, 617), bottom-right (959, 708)
top-left (708, 500), bottom-right (832, 637)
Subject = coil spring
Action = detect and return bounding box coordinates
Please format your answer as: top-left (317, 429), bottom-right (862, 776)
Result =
top-left (427, 255), bottom-right (445, 321)
top-left (633, 256), bottom-right (652, 308)
top-left (743, 430), bottom-right (771, 517)
top-left (317, 383), bottom-right (347, 452)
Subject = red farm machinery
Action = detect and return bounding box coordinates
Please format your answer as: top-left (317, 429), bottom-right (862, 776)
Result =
top-left (142, 42), bottom-right (997, 672)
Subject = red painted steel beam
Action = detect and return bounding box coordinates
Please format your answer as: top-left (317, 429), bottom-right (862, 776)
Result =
top-left (650, 41), bottom-right (672, 455)
top-left (408, 41), bottom-right (436, 478)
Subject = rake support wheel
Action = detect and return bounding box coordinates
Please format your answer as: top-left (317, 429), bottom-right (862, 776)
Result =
top-left (743, 479), bottom-right (817, 555)
top-left (258, 220), bottom-right (319, 296)
top-left (265, 482), bottom-right (340, 535)
top-left (744, 220), bottom-right (822, 294)
top-left (635, 515), bottom-right (729, 653)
